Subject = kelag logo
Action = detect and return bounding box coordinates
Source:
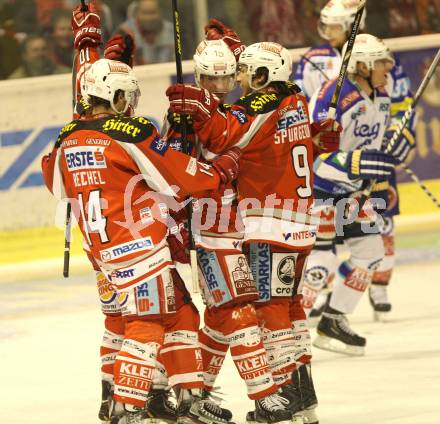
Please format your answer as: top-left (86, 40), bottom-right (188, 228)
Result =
top-left (0, 117), bottom-right (159, 192)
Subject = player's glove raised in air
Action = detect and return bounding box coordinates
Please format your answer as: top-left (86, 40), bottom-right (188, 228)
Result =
top-left (166, 84), bottom-right (220, 122)
top-left (104, 32), bottom-right (135, 67)
top-left (204, 18), bottom-right (246, 61)
top-left (381, 127), bottom-right (414, 163)
top-left (347, 149), bottom-right (397, 180)
top-left (71, 3), bottom-right (101, 49)
top-left (212, 147), bottom-right (242, 185)
top-left (311, 118), bottom-right (342, 154)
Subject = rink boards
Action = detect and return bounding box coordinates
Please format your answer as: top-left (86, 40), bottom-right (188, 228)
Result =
top-left (1, 34), bottom-right (440, 264)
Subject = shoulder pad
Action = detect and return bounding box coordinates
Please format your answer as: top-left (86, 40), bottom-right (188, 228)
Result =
top-left (166, 111), bottom-right (194, 134)
top-left (100, 115), bottom-right (155, 143)
top-left (235, 92), bottom-right (281, 115)
top-left (75, 96), bottom-right (91, 117)
top-left (55, 120), bottom-right (80, 147)
top-left (220, 103), bottom-right (233, 112)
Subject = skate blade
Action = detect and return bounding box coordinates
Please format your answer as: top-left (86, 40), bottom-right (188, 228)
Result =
top-left (246, 414), bottom-right (293, 424)
top-left (313, 335), bottom-right (365, 356)
top-left (144, 419), bottom-right (176, 424)
top-left (301, 407), bottom-right (318, 424)
top-left (373, 310), bottom-right (391, 323)
top-left (291, 413), bottom-right (305, 424)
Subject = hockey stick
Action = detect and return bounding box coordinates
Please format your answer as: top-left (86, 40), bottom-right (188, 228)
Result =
top-left (327, 0), bottom-right (366, 120)
top-left (300, 54), bottom-right (331, 82)
top-left (171, 0), bottom-right (199, 293)
top-left (63, 0), bottom-right (89, 278)
top-left (355, 47), bottom-right (440, 215)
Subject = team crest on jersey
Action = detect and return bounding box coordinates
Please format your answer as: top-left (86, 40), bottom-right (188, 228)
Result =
top-left (231, 109), bottom-right (248, 124)
top-left (150, 136), bottom-right (169, 156)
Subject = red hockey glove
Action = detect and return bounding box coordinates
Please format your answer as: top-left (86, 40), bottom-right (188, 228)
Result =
top-left (72, 3), bottom-right (101, 49)
top-left (212, 147), bottom-right (242, 185)
top-left (167, 217), bottom-right (190, 264)
top-left (311, 119), bottom-right (342, 154)
top-left (166, 84), bottom-right (220, 122)
top-left (104, 33), bottom-right (135, 67)
top-left (204, 18), bottom-right (245, 61)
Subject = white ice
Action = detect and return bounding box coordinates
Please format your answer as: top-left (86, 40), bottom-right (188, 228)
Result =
top-left (1, 260), bottom-right (439, 424)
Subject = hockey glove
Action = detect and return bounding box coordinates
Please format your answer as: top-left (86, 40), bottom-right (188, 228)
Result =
top-left (204, 18), bottom-right (246, 61)
top-left (72, 3), bottom-right (101, 49)
top-left (311, 119), bottom-right (342, 154)
top-left (166, 84), bottom-right (220, 122)
top-left (381, 128), bottom-right (414, 163)
top-left (347, 149), bottom-right (397, 180)
top-left (104, 32), bottom-right (135, 67)
top-left (212, 147), bottom-right (242, 185)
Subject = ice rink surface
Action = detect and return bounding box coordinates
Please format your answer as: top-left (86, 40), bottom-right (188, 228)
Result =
top-left (1, 236), bottom-right (440, 424)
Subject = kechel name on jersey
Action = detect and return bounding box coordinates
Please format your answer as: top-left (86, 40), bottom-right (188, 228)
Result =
top-left (72, 170), bottom-right (106, 187)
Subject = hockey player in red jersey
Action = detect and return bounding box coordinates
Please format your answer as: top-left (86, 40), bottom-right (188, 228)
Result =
top-left (167, 39), bottom-right (341, 424)
top-left (162, 27), bottom-right (286, 419)
top-left (41, 50), bottom-right (242, 423)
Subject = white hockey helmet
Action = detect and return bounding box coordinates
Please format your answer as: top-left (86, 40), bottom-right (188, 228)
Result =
top-left (343, 34), bottom-right (395, 73)
top-left (82, 58), bottom-right (141, 114)
top-left (319, 0), bottom-right (366, 39)
top-left (238, 42), bottom-right (292, 90)
top-left (193, 39), bottom-right (236, 93)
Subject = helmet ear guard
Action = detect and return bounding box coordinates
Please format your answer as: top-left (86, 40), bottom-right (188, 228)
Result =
top-left (238, 42), bottom-right (292, 90)
top-left (82, 58), bottom-right (141, 114)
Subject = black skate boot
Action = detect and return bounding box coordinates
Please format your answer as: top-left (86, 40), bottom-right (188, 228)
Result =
top-left (110, 401), bottom-right (145, 424)
top-left (279, 376), bottom-right (304, 423)
top-left (369, 284), bottom-right (392, 322)
top-left (143, 388), bottom-right (177, 423)
top-left (245, 393), bottom-right (294, 424)
top-left (176, 388), bottom-right (233, 424)
top-left (99, 380), bottom-right (113, 422)
top-left (313, 312), bottom-right (366, 356)
top-left (201, 388), bottom-right (233, 421)
top-left (298, 364), bottom-right (318, 424)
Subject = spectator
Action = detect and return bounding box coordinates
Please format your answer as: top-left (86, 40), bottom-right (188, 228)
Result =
top-left (8, 34), bottom-right (70, 79)
top-left (243, 0), bottom-right (306, 48)
top-left (0, 18), bottom-right (23, 79)
top-left (47, 9), bottom-right (73, 68)
top-left (117, 0), bottom-right (174, 65)
top-left (416, 0), bottom-right (440, 34)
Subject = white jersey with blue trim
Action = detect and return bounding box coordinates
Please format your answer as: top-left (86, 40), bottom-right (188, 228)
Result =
top-left (294, 43), bottom-right (341, 101)
top-left (310, 78), bottom-right (392, 195)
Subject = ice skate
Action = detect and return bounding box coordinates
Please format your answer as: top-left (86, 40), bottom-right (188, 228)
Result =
top-left (99, 380), bottom-right (113, 422)
top-left (245, 392), bottom-right (295, 424)
top-left (176, 388), bottom-right (233, 424)
top-left (143, 388), bottom-right (177, 423)
top-left (279, 378), bottom-right (305, 423)
top-left (369, 284), bottom-right (392, 322)
top-left (297, 364), bottom-right (318, 424)
top-left (110, 401), bottom-right (145, 424)
top-left (313, 312), bottom-right (366, 356)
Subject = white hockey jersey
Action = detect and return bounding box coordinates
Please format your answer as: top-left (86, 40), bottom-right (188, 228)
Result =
top-left (309, 77), bottom-right (415, 196)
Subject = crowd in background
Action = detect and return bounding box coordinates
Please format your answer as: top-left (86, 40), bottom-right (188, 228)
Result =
top-left (0, 0), bottom-right (439, 80)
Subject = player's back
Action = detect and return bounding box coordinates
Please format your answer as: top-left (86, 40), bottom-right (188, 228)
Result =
top-left (231, 90), bottom-right (314, 209)
top-left (56, 115), bottom-right (169, 265)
